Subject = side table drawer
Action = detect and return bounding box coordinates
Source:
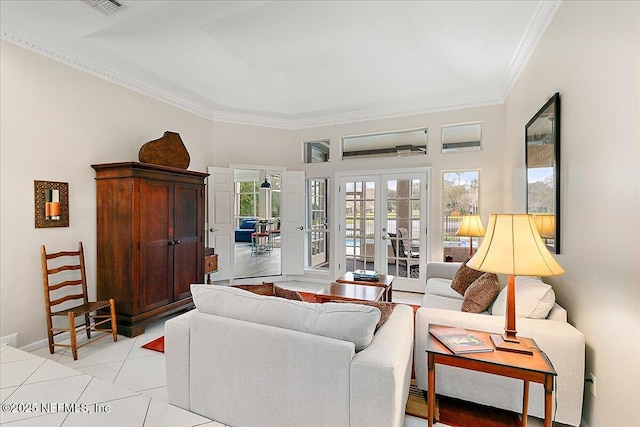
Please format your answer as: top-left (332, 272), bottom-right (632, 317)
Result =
top-left (204, 254), bottom-right (218, 274)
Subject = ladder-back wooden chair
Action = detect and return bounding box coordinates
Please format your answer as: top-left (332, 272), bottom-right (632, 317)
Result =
top-left (40, 242), bottom-right (117, 360)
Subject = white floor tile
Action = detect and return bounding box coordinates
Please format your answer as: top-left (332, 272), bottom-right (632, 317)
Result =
top-left (28, 346), bottom-right (66, 362)
top-left (0, 358), bottom-right (46, 388)
top-left (141, 386), bottom-right (168, 403)
top-left (24, 359), bottom-right (85, 384)
top-left (78, 376), bottom-right (139, 404)
top-left (55, 335), bottom-right (136, 369)
top-left (62, 394), bottom-right (150, 427)
top-left (0, 386), bottom-right (17, 403)
top-left (113, 354), bottom-right (166, 392)
top-left (1, 374), bottom-right (92, 423)
top-left (144, 398), bottom-right (212, 427)
top-left (74, 360), bottom-right (123, 383)
top-left (0, 346), bottom-right (41, 363)
top-left (1, 412), bottom-right (68, 426)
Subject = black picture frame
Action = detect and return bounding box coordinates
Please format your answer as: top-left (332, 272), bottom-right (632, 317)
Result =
top-left (526, 92), bottom-right (560, 254)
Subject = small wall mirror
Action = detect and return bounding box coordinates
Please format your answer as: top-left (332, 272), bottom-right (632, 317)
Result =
top-left (526, 92), bottom-right (560, 253)
top-left (35, 180), bottom-right (69, 228)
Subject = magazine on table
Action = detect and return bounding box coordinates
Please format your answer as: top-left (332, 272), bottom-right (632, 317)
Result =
top-left (352, 269), bottom-right (379, 280)
top-left (429, 325), bottom-right (494, 354)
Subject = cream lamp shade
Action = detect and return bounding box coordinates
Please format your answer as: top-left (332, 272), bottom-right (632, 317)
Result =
top-left (466, 214), bottom-right (564, 354)
top-left (533, 213), bottom-right (556, 239)
top-left (455, 215), bottom-right (486, 237)
top-left (455, 215), bottom-right (485, 256)
top-left (467, 214), bottom-right (563, 277)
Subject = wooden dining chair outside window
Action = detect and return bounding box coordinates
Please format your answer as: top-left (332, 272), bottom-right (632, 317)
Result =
top-left (40, 242), bottom-right (117, 360)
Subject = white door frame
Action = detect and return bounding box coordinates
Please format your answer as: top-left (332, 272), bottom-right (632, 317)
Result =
top-left (334, 167), bottom-right (431, 292)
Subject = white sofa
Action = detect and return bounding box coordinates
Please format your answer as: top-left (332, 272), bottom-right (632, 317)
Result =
top-left (414, 262), bottom-right (585, 427)
top-left (166, 285), bottom-right (414, 427)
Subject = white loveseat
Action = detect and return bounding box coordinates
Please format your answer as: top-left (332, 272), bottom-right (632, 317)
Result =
top-left (414, 262), bottom-right (585, 426)
top-left (166, 285), bottom-right (414, 427)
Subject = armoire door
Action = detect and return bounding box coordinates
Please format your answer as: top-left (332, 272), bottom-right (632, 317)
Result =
top-left (173, 181), bottom-right (203, 301)
top-left (139, 179), bottom-right (174, 313)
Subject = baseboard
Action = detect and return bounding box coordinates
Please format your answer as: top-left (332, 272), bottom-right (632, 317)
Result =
top-left (19, 333), bottom-right (69, 353)
top-left (0, 333), bottom-right (18, 347)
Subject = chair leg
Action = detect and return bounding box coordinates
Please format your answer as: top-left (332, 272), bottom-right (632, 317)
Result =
top-left (46, 316), bottom-right (55, 354)
top-left (85, 313), bottom-right (91, 339)
top-left (109, 299), bottom-right (118, 342)
top-left (68, 311), bottom-right (78, 361)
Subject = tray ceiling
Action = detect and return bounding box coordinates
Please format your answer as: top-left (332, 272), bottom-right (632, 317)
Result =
top-left (0, 0), bottom-right (560, 129)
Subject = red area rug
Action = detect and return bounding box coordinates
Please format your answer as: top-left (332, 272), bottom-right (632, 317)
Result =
top-left (141, 336), bottom-right (164, 353)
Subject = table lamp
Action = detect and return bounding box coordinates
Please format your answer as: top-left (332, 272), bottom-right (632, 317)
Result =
top-left (455, 215), bottom-right (486, 256)
top-left (466, 214), bottom-right (564, 355)
top-left (533, 213), bottom-right (556, 248)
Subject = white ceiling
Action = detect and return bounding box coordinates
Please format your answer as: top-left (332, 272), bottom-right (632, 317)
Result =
top-left (0, 0), bottom-right (560, 129)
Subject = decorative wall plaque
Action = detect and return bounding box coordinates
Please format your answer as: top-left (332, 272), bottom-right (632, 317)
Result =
top-left (35, 180), bottom-right (69, 228)
top-left (138, 131), bottom-right (190, 169)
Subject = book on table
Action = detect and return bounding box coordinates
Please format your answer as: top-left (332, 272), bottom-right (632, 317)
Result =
top-left (352, 269), bottom-right (379, 281)
top-left (429, 325), bottom-right (494, 354)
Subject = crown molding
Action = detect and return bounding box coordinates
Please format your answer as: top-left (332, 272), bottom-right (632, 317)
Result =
top-left (2, 1), bottom-right (559, 131)
top-left (502, 0), bottom-right (562, 98)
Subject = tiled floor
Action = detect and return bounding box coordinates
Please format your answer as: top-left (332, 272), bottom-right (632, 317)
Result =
top-left (0, 281), bottom-right (438, 427)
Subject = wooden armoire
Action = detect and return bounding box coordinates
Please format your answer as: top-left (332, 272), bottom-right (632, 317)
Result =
top-left (92, 162), bottom-right (208, 337)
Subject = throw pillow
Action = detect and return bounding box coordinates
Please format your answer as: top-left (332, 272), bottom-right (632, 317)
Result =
top-left (461, 273), bottom-right (500, 313)
top-left (451, 256), bottom-right (484, 296)
top-left (273, 285), bottom-right (303, 301)
top-left (334, 300), bottom-right (396, 330)
top-left (491, 276), bottom-right (556, 319)
top-left (232, 282), bottom-right (303, 301)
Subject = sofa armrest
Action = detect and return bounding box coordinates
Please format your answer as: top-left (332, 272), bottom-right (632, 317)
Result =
top-left (164, 310), bottom-right (195, 411)
top-left (350, 304), bottom-right (414, 427)
top-left (425, 261), bottom-right (461, 282)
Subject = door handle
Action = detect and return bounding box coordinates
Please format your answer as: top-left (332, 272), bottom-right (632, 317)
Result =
top-left (168, 240), bottom-right (181, 245)
top-left (297, 226), bottom-right (304, 231)
top-left (209, 228), bottom-right (219, 232)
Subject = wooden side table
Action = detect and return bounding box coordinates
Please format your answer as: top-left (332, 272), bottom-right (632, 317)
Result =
top-left (426, 324), bottom-right (557, 427)
top-left (204, 252), bottom-right (218, 284)
top-left (315, 282), bottom-right (385, 303)
top-left (335, 272), bottom-right (394, 302)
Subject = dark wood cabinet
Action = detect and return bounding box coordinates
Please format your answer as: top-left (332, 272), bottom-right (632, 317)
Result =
top-left (92, 162), bottom-right (208, 337)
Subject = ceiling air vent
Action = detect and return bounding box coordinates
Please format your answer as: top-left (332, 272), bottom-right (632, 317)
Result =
top-left (82, 0), bottom-right (123, 15)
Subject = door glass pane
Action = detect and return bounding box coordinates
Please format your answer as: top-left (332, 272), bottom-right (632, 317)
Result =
top-left (386, 179), bottom-right (420, 278)
top-left (442, 170), bottom-right (480, 262)
top-left (306, 178), bottom-right (329, 270)
top-left (345, 180), bottom-right (375, 272)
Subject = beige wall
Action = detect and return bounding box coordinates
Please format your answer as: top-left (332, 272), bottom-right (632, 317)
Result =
top-left (504, 2), bottom-right (640, 426)
top-left (0, 40), bottom-right (294, 347)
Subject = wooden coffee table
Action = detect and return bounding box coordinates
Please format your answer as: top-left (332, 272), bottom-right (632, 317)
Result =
top-left (426, 324), bottom-right (557, 427)
top-left (335, 272), bottom-right (394, 302)
top-left (315, 282), bottom-right (385, 303)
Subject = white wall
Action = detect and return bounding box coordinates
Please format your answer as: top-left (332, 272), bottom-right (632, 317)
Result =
top-left (503, 2), bottom-right (639, 426)
top-left (0, 40), bottom-right (294, 347)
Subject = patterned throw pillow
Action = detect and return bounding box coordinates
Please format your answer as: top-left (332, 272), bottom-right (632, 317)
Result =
top-left (232, 282), bottom-right (303, 301)
top-left (334, 300), bottom-right (396, 330)
top-left (461, 273), bottom-right (500, 313)
top-left (451, 257), bottom-right (485, 296)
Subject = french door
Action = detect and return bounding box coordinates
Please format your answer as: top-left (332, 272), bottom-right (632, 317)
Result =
top-left (338, 169), bottom-right (429, 292)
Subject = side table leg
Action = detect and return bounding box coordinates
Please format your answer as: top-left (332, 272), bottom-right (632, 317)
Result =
top-left (428, 353), bottom-right (435, 427)
top-left (522, 380), bottom-right (529, 427)
top-left (544, 375), bottom-right (554, 427)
